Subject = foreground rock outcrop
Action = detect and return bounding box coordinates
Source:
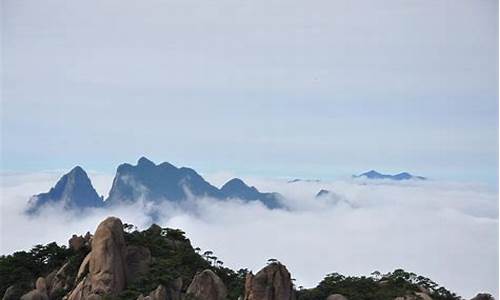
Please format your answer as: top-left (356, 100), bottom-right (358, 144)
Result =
top-left (20, 277), bottom-right (49, 300)
top-left (67, 217), bottom-right (127, 299)
top-left (137, 285), bottom-right (167, 300)
top-left (244, 262), bottom-right (295, 300)
top-left (186, 269), bottom-right (227, 300)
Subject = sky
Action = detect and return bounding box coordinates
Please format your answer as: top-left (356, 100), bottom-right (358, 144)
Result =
top-left (1, 0), bottom-right (498, 184)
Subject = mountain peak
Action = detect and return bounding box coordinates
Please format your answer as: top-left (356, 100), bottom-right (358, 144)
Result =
top-left (106, 159), bottom-right (222, 205)
top-left (354, 170), bottom-right (426, 181)
top-left (27, 166), bottom-right (103, 214)
top-left (221, 178), bottom-right (252, 190)
top-left (220, 178), bottom-right (281, 208)
top-left (137, 156), bottom-right (156, 167)
top-left (221, 178), bottom-right (258, 194)
top-left (69, 165), bottom-right (86, 174)
top-left (316, 189), bottom-right (331, 197)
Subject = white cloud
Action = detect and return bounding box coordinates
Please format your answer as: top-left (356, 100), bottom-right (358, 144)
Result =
top-left (0, 171), bottom-right (497, 299)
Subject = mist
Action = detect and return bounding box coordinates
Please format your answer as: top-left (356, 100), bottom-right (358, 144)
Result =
top-left (0, 171), bottom-right (497, 299)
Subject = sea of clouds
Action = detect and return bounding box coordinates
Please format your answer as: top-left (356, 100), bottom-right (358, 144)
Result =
top-left (0, 171), bottom-right (498, 299)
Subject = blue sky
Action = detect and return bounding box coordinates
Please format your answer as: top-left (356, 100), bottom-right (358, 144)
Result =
top-left (1, 0), bottom-right (498, 184)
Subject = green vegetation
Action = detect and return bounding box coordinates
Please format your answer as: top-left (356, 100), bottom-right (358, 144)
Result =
top-left (0, 242), bottom-right (88, 299)
top-left (297, 269), bottom-right (461, 300)
top-left (118, 224), bottom-right (247, 299)
top-left (0, 223), bottom-right (463, 300)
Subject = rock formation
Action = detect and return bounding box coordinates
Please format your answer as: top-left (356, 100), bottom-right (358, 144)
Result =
top-left (244, 262), bottom-right (294, 300)
top-left (186, 269), bottom-right (228, 300)
top-left (44, 261), bottom-right (72, 298)
top-left (69, 235), bottom-right (86, 251)
top-left (137, 284), bottom-right (167, 300)
top-left (89, 216), bottom-right (127, 294)
top-left (67, 217), bottom-right (127, 299)
top-left (20, 277), bottom-right (49, 300)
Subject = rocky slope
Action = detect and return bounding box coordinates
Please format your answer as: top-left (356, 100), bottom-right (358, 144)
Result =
top-left (1, 217), bottom-right (493, 300)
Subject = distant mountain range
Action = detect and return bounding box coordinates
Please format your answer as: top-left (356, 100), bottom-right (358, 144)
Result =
top-left (354, 170), bottom-right (426, 181)
top-left (27, 157), bottom-right (283, 214)
top-left (287, 178), bottom-right (321, 183)
top-left (26, 160), bottom-right (427, 214)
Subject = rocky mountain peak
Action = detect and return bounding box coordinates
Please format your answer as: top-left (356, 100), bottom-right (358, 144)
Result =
top-left (26, 166), bottom-right (103, 214)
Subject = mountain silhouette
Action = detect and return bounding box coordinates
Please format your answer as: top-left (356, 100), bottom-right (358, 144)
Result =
top-left (354, 170), bottom-right (426, 181)
top-left (27, 166), bottom-right (103, 214)
top-left (105, 157), bottom-right (282, 208)
top-left (220, 178), bottom-right (282, 208)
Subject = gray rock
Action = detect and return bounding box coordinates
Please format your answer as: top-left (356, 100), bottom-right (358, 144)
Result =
top-left (244, 263), bottom-right (294, 300)
top-left (89, 217), bottom-right (127, 295)
top-left (186, 270), bottom-right (227, 300)
top-left (68, 217), bottom-right (127, 299)
top-left (69, 235), bottom-right (86, 251)
top-left (48, 261), bottom-right (72, 297)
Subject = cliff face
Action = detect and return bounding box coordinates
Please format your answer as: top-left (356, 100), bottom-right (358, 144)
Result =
top-left (1, 217), bottom-right (493, 300)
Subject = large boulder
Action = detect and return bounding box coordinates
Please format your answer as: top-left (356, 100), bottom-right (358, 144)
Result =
top-left (126, 245), bottom-right (151, 283)
top-left (90, 217), bottom-right (127, 294)
top-left (76, 253), bottom-right (92, 282)
top-left (69, 235), bottom-right (86, 251)
top-left (186, 270), bottom-right (227, 300)
top-left (136, 284), bottom-right (168, 300)
top-left (20, 277), bottom-right (49, 300)
top-left (68, 217), bottom-right (127, 299)
top-left (244, 262), bottom-right (294, 300)
top-left (327, 295), bottom-right (348, 300)
top-left (67, 276), bottom-right (94, 300)
top-left (47, 261), bottom-right (73, 297)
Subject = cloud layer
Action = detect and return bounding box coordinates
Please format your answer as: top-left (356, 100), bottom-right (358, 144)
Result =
top-left (0, 171), bottom-right (498, 299)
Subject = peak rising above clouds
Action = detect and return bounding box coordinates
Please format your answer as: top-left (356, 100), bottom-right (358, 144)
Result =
top-left (26, 157), bottom-right (284, 214)
top-left (354, 170), bottom-right (427, 181)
